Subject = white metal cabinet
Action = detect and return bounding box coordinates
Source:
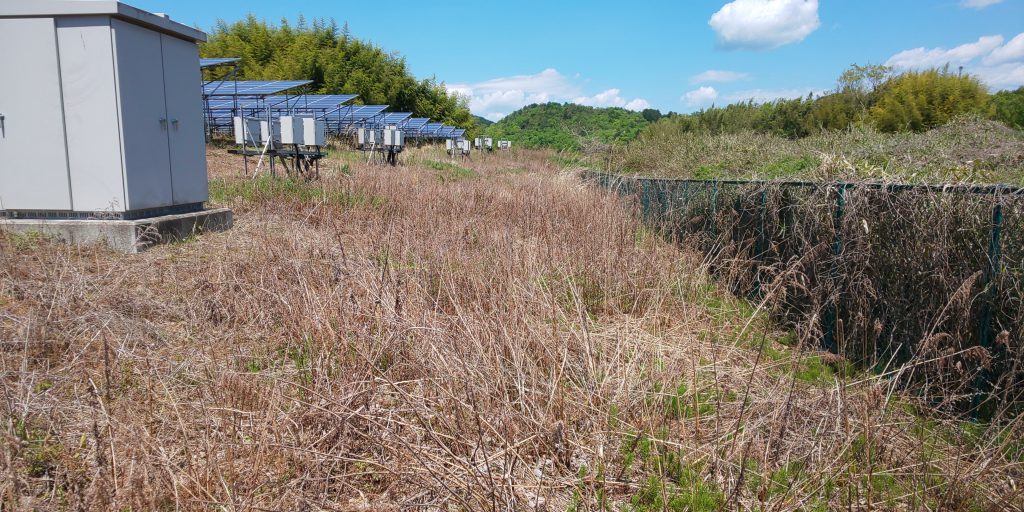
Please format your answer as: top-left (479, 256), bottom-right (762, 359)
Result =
top-left (303, 117), bottom-right (326, 146)
top-left (161, 33), bottom-right (207, 205)
top-left (0, 2), bottom-right (208, 217)
top-left (0, 18), bottom-right (72, 211)
top-left (234, 117), bottom-right (261, 145)
top-left (280, 116), bottom-right (306, 145)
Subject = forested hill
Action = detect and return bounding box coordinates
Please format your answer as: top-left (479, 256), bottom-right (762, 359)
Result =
top-left (200, 15), bottom-right (474, 130)
top-left (483, 103), bottom-right (651, 151)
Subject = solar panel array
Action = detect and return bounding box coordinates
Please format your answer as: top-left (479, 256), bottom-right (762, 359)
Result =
top-left (200, 63), bottom-right (469, 141)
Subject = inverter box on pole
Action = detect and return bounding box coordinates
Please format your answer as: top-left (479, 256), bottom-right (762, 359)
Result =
top-left (234, 117), bottom-right (262, 146)
top-left (302, 117), bottom-right (326, 147)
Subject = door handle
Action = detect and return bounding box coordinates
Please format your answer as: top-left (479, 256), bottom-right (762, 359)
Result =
top-left (0, 113), bottom-right (5, 138)
top-left (171, 119), bottom-right (179, 131)
top-left (159, 117), bottom-right (168, 130)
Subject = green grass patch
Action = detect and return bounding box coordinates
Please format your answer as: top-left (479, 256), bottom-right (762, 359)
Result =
top-left (757, 155), bottom-right (820, 180)
top-left (658, 382), bottom-right (718, 420)
top-left (619, 433), bottom-right (725, 511)
top-left (425, 159), bottom-right (477, 182)
top-left (208, 175), bottom-right (383, 208)
top-left (691, 163), bottom-right (728, 181)
top-left (5, 231), bottom-right (56, 251)
top-left (14, 419), bottom-right (63, 478)
top-left (792, 354), bottom-right (837, 384)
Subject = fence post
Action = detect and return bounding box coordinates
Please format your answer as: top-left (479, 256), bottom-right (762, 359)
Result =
top-left (751, 187), bottom-right (768, 298)
top-left (641, 179), bottom-right (651, 222)
top-left (823, 185), bottom-right (846, 352)
top-left (676, 181), bottom-right (687, 240)
top-left (972, 198), bottom-right (1003, 418)
top-left (657, 180), bottom-right (668, 223)
top-left (710, 181), bottom-right (719, 241)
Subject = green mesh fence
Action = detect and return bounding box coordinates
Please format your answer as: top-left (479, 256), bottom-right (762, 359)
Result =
top-left (585, 171), bottom-right (1024, 417)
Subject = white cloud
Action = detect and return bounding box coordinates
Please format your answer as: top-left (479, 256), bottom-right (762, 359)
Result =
top-left (960, 0), bottom-right (1004, 8)
top-left (709, 0), bottom-right (821, 50)
top-left (985, 33), bottom-right (1024, 65)
top-left (446, 68), bottom-right (578, 117)
top-left (573, 88), bottom-right (624, 107)
top-left (973, 62), bottom-right (1024, 89)
top-left (724, 87), bottom-right (827, 102)
top-left (572, 88), bottom-right (652, 111)
top-left (625, 98), bottom-right (652, 111)
top-left (447, 70), bottom-right (650, 120)
top-left (690, 70), bottom-right (752, 83)
top-left (886, 32), bottom-right (1024, 90)
top-left (886, 35), bottom-right (1004, 68)
top-left (683, 86), bottom-right (719, 106)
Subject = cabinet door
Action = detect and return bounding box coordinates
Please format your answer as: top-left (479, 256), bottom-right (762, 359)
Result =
top-left (111, 19), bottom-right (172, 210)
top-left (161, 34), bottom-right (208, 205)
top-left (56, 17), bottom-right (126, 212)
top-left (0, 18), bottom-right (72, 211)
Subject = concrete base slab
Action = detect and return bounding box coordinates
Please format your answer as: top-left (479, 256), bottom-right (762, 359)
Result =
top-left (0, 208), bottom-right (233, 253)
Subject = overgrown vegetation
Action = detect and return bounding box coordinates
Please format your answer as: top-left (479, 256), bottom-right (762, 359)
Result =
top-left (200, 15), bottom-right (474, 130)
top-left (989, 87), bottom-right (1024, 129)
top-left (485, 66), bottom-right (1024, 166)
top-left (614, 115), bottom-right (1024, 183)
top-left (1, 147), bottom-right (1020, 509)
top-left (643, 65), bottom-right (1020, 140)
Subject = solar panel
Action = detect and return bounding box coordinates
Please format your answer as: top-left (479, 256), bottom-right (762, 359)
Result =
top-left (355, 105), bottom-right (389, 117)
top-left (204, 97), bottom-right (265, 110)
top-left (274, 94), bottom-right (358, 110)
top-left (451, 129), bottom-right (466, 138)
top-left (336, 105), bottom-right (387, 121)
top-left (204, 95), bottom-right (359, 124)
top-left (405, 117), bottom-right (430, 130)
top-left (383, 112), bottom-right (412, 125)
top-left (200, 57), bottom-right (240, 68)
top-left (202, 80), bottom-right (312, 97)
top-left (320, 105), bottom-right (390, 134)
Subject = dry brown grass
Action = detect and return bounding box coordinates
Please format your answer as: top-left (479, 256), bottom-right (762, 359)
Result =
top-left (1, 146), bottom-right (1021, 510)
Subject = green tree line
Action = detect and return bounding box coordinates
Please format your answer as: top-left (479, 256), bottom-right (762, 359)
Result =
top-left (200, 15), bottom-right (474, 131)
top-left (481, 66), bottom-right (1022, 152)
top-left (652, 65), bottom-right (1024, 139)
top-left (483, 103), bottom-right (650, 151)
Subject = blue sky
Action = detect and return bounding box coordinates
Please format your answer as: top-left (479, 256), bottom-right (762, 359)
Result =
top-left (131, 0), bottom-right (1024, 120)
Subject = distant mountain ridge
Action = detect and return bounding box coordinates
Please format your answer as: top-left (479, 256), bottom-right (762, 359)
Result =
top-left (482, 103), bottom-right (652, 151)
